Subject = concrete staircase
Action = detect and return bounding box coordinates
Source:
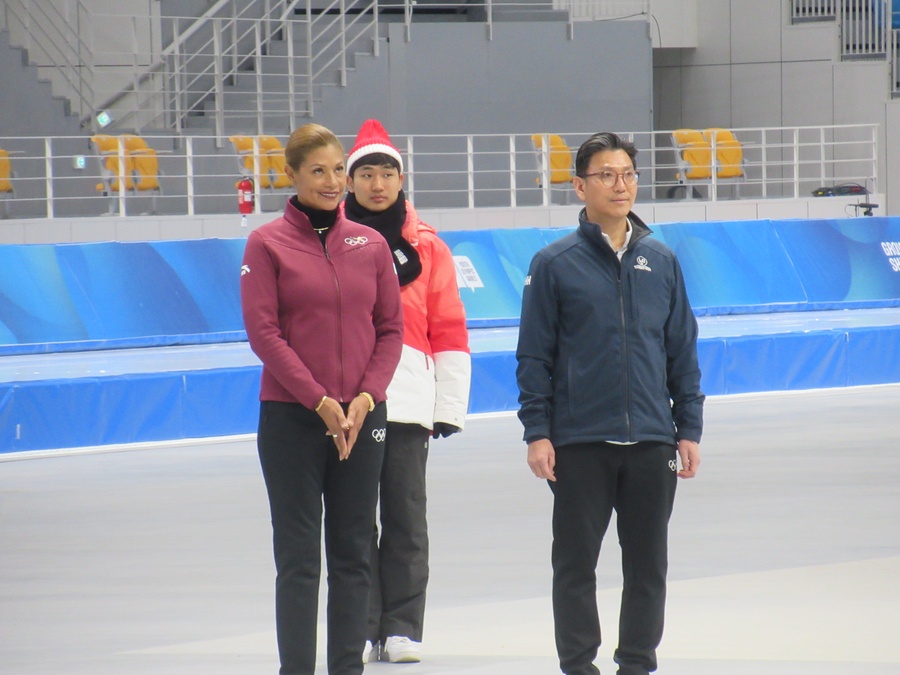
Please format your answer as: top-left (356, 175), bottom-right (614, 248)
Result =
top-left (183, 13), bottom-right (381, 135)
top-left (0, 30), bottom-right (83, 137)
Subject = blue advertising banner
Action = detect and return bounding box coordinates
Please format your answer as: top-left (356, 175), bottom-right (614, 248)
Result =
top-left (439, 228), bottom-right (572, 327)
top-left (771, 217), bottom-right (900, 308)
top-left (649, 220), bottom-right (809, 314)
top-left (1, 218), bottom-right (899, 356)
top-left (0, 239), bottom-right (247, 355)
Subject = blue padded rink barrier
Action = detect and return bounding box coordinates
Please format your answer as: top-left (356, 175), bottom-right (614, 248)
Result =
top-left (2, 217), bottom-right (900, 452)
top-left (1, 220), bottom-right (899, 675)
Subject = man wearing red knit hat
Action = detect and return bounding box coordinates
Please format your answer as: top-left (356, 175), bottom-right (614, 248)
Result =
top-left (342, 119), bottom-right (471, 665)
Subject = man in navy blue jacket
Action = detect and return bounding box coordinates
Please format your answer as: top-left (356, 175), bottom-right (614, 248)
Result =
top-left (516, 132), bottom-right (704, 675)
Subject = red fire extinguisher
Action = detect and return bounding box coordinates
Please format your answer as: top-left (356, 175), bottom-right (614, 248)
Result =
top-left (238, 176), bottom-right (255, 214)
top-left (238, 176), bottom-right (254, 227)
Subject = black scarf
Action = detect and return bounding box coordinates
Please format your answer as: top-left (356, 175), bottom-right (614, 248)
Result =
top-left (344, 189), bottom-right (422, 286)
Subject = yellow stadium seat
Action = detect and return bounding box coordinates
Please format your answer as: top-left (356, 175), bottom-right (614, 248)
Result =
top-left (530, 134), bottom-right (574, 204)
top-left (130, 149), bottom-right (161, 193)
top-left (229, 135), bottom-right (293, 191)
top-left (91, 134), bottom-right (162, 214)
top-left (258, 135), bottom-right (292, 190)
top-left (671, 128), bottom-right (712, 182)
top-left (704, 128), bottom-right (746, 180)
top-left (0, 148), bottom-right (13, 218)
top-left (91, 134), bottom-right (135, 193)
top-left (531, 134), bottom-right (574, 185)
top-left (0, 149), bottom-right (12, 193)
top-left (120, 135), bottom-right (161, 192)
top-left (229, 135), bottom-right (270, 189)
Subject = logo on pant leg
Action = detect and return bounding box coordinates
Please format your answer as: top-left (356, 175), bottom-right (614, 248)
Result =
top-left (372, 428), bottom-right (386, 443)
top-left (668, 459), bottom-right (678, 472)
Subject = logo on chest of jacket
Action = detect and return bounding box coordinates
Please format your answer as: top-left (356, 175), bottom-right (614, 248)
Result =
top-left (240, 264), bottom-right (251, 276)
top-left (633, 256), bottom-right (652, 272)
top-left (345, 236), bottom-right (369, 246)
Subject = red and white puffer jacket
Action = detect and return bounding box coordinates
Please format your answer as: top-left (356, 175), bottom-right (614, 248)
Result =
top-left (344, 201), bottom-right (471, 430)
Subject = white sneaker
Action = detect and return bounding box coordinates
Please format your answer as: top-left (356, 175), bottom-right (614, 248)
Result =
top-left (362, 640), bottom-right (375, 664)
top-left (383, 635), bottom-right (422, 663)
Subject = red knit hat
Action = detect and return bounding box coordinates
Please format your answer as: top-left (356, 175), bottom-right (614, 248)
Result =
top-left (346, 119), bottom-right (403, 174)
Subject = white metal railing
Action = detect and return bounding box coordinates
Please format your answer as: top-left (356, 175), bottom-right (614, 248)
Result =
top-left (790, 0), bottom-right (898, 95)
top-left (0, 0), bottom-right (381, 136)
top-left (841, 0), bottom-right (890, 59)
top-left (2, 1), bottom-right (648, 136)
top-left (563, 0), bottom-right (648, 21)
top-left (791, 0), bottom-right (837, 23)
top-left (790, 0), bottom-right (892, 59)
top-left (161, 0), bottom-right (293, 137)
top-left (0, 125), bottom-right (878, 220)
top-left (893, 17), bottom-right (900, 97)
top-left (399, 0), bottom-right (649, 41)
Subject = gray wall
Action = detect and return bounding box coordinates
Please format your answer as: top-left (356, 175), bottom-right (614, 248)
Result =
top-left (308, 20), bottom-right (653, 137)
top-left (5, 2), bottom-right (898, 214)
top-left (653, 0), bottom-right (899, 214)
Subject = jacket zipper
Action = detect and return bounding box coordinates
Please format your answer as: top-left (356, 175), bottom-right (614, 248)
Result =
top-left (323, 239), bottom-right (344, 402)
top-left (617, 261), bottom-right (632, 441)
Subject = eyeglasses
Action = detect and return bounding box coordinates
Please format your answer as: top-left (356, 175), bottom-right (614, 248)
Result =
top-left (581, 169), bottom-right (640, 187)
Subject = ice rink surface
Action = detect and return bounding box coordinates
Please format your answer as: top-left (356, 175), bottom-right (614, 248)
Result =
top-left (2, 385), bottom-right (899, 674)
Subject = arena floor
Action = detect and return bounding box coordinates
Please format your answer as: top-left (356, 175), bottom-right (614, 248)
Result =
top-left (2, 385), bottom-right (899, 674)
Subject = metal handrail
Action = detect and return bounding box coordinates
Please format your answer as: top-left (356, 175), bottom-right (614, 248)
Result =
top-left (311, 0), bottom-right (380, 85)
top-left (3, 1), bottom-right (648, 136)
top-left (791, 0), bottom-right (893, 60)
top-left (791, 0), bottom-right (837, 23)
top-left (0, 124), bottom-right (879, 220)
top-left (841, 0), bottom-right (890, 60)
top-left (892, 26), bottom-right (900, 97)
top-left (71, 0), bottom-right (238, 128)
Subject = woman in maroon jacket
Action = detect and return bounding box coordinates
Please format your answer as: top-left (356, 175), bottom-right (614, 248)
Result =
top-left (240, 123), bottom-right (403, 675)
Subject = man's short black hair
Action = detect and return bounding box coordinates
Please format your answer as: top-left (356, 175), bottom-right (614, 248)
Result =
top-left (349, 152), bottom-right (402, 177)
top-left (574, 132), bottom-right (638, 178)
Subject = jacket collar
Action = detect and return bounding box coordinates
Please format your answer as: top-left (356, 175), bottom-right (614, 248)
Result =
top-left (283, 198), bottom-right (344, 241)
top-left (401, 201), bottom-right (421, 246)
top-left (577, 208), bottom-right (651, 254)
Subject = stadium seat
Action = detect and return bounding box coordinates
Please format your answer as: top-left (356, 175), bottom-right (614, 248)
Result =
top-left (704, 128), bottom-right (747, 196)
top-left (91, 134), bottom-right (161, 214)
top-left (229, 135), bottom-right (292, 191)
top-left (0, 148), bottom-right (13, 218)
top-left (672, 128), bottom-right (746, 198)
top-left (530, 133), bottom-right (574, 204)
top-left (229, 135), bottom-right (268, 189)
top-left (704, 128), bottom-right (746, 180)
top-left (258, 135), bottom-right (293, 189)
top-left (672, 128), bottom-right (713, 185)
top-left (91, 134), bottom-right (135, 195)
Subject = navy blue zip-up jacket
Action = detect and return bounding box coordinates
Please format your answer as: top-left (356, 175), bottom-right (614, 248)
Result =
top-left (516, 210), bottom-right (704, 447)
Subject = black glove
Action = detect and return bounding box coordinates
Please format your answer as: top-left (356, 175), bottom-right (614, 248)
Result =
top-left (432, 422), bottom-right (461, 439)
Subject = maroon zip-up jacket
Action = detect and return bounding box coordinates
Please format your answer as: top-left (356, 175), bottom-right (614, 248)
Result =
top-left (240, 199), bottom-right (403, 410)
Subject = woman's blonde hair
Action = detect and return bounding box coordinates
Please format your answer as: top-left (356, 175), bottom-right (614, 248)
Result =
top-left (284, 123), bottom-right (344, 170)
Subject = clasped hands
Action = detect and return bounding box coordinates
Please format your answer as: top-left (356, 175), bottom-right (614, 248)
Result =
top-left (315, 395), bottom-right (371, 460)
